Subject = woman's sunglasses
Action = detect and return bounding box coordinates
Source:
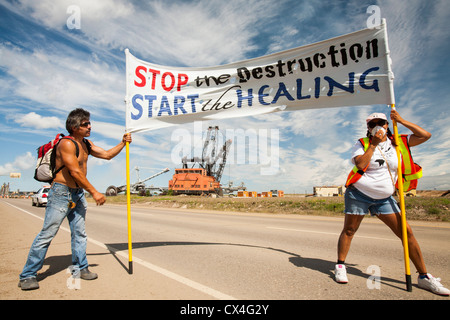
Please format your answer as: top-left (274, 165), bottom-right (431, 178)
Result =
top-left (368, 119), bottom-right (387, 128)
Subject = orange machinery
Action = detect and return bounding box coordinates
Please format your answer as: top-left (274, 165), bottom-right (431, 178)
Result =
top-left (169, 126), bottom-right (231, 196)
top-left (169, 168), bottom-right (221, 195)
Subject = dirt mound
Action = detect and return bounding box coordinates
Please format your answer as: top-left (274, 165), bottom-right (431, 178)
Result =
top-left (417, 190), bottom-right (450, 197)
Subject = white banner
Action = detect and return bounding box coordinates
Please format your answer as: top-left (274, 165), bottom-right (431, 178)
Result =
top-left (125, 20), bottom-right (394, 133)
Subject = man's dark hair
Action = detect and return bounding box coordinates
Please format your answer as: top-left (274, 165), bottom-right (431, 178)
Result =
top-left (66, 108), bottom-right (90, 134)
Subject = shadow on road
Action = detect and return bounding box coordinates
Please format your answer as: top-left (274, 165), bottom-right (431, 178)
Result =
top-left (105, 240), bottom-right (407, 291)
top-left (35, 254), bottom-right (99, 282)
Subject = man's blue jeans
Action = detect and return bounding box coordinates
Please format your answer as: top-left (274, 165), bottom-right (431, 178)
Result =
top-left (20, 183), bottom-right (88, 280)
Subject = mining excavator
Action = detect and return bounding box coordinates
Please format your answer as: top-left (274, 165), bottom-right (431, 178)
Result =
top-left (169, 126), bottom-right (231, 196)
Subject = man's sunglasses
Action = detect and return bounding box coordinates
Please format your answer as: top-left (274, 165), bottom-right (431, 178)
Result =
top-left (368, 119), bottom-right (387, 128)
top-left (80, 121), bottom-right (91, 127)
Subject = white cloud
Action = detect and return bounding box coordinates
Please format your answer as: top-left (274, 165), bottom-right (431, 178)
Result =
top-left (11, 112), bottom-right (64, 129)
top-left (279, 143), bottom-right (349, 190)
top-left (380, 0), bottom-right (450, 81)
top-left (0, 152), bottom-right (35, 175)
top-left (0, 42), bottom-right (124, 117)
top-left (7, 0), bottom-right (280, 67)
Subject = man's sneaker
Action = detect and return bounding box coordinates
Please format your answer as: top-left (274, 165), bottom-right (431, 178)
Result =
top-left (18, 277), bottom-right (39, 290)
top-left (418, 273), bottom-right (450, 296)
top-left (334, 264), bottom-right (348, 284)
top-left (80, 268), bottom-right (98, 280)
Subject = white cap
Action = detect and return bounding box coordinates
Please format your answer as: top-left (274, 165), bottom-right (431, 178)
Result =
top-left (366, 113), bottom-right (387, 124)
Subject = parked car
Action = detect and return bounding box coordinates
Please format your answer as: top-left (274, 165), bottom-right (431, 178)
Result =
top-left (31, 186), bottom-right (50, 207)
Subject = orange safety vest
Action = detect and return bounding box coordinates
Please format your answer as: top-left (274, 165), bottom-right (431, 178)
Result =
top-left (345, 135), bottom-right (422, 192)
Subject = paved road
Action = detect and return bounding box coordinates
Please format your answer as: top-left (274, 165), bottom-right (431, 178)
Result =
top-left (1, 198), bottom-right (449, 301)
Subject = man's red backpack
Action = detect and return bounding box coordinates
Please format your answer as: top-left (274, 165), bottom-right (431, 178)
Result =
top-left (34, 134), bottom-right (79, 183)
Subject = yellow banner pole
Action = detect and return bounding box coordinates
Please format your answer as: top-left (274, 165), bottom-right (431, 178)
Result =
top-left (125, 136), bottom-right (133, 274)
top-left (391, 104), bottom-right (412, 291)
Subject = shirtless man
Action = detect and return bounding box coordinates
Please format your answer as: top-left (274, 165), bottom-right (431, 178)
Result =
top-left (19, 108), bottom-right (132, 290)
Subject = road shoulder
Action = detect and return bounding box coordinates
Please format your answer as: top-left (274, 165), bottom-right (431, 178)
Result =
top-left (0, 200), bottom-right (214, 300)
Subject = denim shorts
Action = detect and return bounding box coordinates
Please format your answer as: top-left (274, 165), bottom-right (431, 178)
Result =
top-left (344, 186), bottom-right (400, 216)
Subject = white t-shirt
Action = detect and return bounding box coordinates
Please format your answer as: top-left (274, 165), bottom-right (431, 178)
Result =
top-left (350, 136), bottom-right (409, 199)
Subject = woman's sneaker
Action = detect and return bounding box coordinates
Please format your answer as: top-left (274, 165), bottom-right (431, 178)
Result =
top-left (334, 264), bottom-right (348, 283)
top-left (418, 273), bottom-right (450, 296)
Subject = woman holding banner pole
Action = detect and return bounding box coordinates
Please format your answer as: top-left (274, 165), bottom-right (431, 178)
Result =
top-left (335, 109), bottom-right (449, 296)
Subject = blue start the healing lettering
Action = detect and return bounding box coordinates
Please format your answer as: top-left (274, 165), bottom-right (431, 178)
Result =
top-left (130, 67), bottom-right (379, 120)
top-left (131, 94), bottom-right (199, 119)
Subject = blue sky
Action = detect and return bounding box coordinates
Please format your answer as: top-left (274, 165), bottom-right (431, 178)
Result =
top-left (1, 0), bottom-right (449, 194)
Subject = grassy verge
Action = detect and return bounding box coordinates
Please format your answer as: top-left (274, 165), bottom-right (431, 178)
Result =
top-left (94, 194), bottom-right (450, 222)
